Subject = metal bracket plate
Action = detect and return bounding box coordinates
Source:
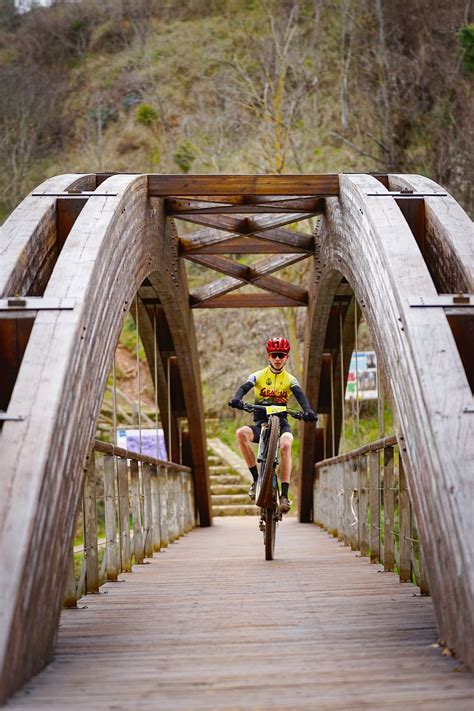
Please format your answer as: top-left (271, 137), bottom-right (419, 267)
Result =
top-left (367, 191), bottom-right (447, 198)
top-left (409, 295), bottom-right (473, 307)
top-left (0, 413), bottom-right (25, 422)
top-left (0, 297), bottom-right (75, 312)
top-left (31, 192), bottom-right (118, 197)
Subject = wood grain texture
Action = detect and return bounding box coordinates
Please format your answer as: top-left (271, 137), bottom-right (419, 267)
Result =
top-left (179, 227), bottom-right (313, 254)
top-left (388, 174), bottom-right (474, 292)
top-left (301, 173), bottom-right (474, 669)
top-left (187, 252), bottom-right (309, 306)
top-left (165, 196), bottom-right (324, 214)
top-left (148, 173), bottom-right (339, 196)
top-left (0, 174), bottom-right (208, 701)
top-left (6, 518), bottom-right (474, 711)
top-left (191, 292), bottom-right (308, 308)
top-left (145, 211), bottom-right (211, 525)
top-left (0, 174), bottom-right (96, 297)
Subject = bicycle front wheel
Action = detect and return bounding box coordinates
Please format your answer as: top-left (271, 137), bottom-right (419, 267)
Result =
top-left (256, 415), bottom-right (280, 509)
top-left (264, 507), bottom-right (276, 560)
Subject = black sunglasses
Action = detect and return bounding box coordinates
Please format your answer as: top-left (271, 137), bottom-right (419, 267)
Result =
top-left (269, 352), bottom-right (287, 359)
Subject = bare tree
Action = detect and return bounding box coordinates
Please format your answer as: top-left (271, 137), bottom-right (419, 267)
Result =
top-left (0, 66), bottom-right (66, 208)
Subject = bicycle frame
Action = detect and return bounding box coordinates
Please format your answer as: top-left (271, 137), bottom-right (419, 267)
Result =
top-left (228, 401), bottom-right (307, 560)
top-left (255, 414), bottom-right (281, 509)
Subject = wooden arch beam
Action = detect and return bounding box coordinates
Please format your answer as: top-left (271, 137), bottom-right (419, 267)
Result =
top-left (300, 173), bottom-right (474, 670)
top-left (388, 174), bottom-right (473, 292)
top-left (0, 173), bottom-right (96, 296)
top-left (0, 175), bottom-right (210, 701)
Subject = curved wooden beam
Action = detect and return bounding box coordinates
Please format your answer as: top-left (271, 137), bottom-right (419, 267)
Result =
top-left (0, 175), bottom-right (210, 701)
top-left (388, 174), bottom-right (473, 291)
top-left (0, 174), bottom-right (96, 296)
top-left (146, 215), bottom-right (210, 523)
top-left (301, 174), bottom-right (473, 669)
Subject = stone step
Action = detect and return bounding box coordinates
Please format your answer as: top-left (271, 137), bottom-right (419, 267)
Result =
top-left (209, 465), bottom-right (228, 474)
top-left (210, 484), bottom-right (249, 496)
top-left (207, 455), bottom-right (221, 465)
top-left (212, 494), bottom-right (251, 506)
top-left (210, 474), bottom-right (244, 485)
top-left (212, 504), bottom-right (260, 517)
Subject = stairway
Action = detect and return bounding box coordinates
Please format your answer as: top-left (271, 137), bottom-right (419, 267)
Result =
top-left (207, 440), bottom-right (259, 517)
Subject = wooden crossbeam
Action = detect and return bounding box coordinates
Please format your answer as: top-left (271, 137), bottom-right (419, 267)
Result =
top-left (188, 253), bottom-right (308, 307)
top-left (192, 293), bottom-right (307, 308)
top-left (181, 236), bottom-right (307, 254)
top-left (179, 227), bottom-right (313, 255)
top-left (186, 252), bottom-right (307, 281)
top-left (165, 197), bottom-right (324, 215)
top-left (149, 174), bottom-right (339, 196)
top-left (190, 273), bottom-right (307, 307)
top-left (169, 194), bottom-right (324, 206)
top-left (245, 213), bottom-right (315, 232)
top-left (172, 211), bottom-right (315, 232)
top-left (190, 275), bottom-right (241, 305)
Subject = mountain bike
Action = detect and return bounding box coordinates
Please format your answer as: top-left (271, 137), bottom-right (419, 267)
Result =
top-left (229, 402), bottom-right (305, 560)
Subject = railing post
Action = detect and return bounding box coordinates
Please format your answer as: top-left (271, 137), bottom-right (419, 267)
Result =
top-left (188, 473), bottom-right (196, 530)
top-left (335, 462), bottom-right (344, 542)
top-left (419, 546), bottom-right (430, 596)
top-left (358, 454), bottom-right (369, 556)
top-left (104, 455), bottom-right (119, 581)
top-left (383, 445), bottom-right (395, 572)
top-left (350, 459), bottom-right (359, 551)
top-left (171, 471), bottom-right (179, 542)
top-left (175, 471), bottom-right (181, 539)
top-left (179, 471), bottom-right (186, 535)
top-left (117, 457), bottom-right (132, 573)
top-left (63, 545), bottom-right (77, 608)
top-left (342, 461), bottom-right (350, 546)
top-left (150, 464), bottom-right (161, 551)
top-left (186, 473), bottom-right (194, 532)
top-left (398, 457), bottom-right (411, 582)
top-left (130, 459), bottom-right (143, 564)
top-left (313, 467), bottom-right (321, 525)
top-left (158, 465), bottom-right (169, 547)
top-left (369, 450), bottom-right (380, 563)
top-left (83, 455), bottom-right (99, 593)
top-left (142, 463), bottom-right (153, 558)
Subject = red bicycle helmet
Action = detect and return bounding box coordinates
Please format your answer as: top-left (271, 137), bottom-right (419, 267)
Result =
top-left (266, 337), bottom-right (290, 354)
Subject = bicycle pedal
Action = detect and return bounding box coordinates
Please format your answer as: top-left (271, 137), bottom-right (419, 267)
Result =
top-left (259, 520), bottom-right (266, 532)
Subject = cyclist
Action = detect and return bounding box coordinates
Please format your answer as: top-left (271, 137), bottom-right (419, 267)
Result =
top-left (229, 337), bottom-right (317, 514)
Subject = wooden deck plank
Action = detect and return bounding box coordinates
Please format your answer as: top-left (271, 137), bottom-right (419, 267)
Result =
top-left (8, 518), bottom-right (473, 710)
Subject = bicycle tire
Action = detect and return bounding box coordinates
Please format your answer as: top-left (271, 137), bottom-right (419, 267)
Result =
top-left (256, 415), bottom-right (280, 509)
top-left (264, 507), bottom-right (276, 560)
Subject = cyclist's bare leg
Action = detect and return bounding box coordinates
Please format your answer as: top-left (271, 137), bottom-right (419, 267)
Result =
top-left (236, 426), bottom-right (257, 467)
top-left (279, 432), bottom-right (293, 483)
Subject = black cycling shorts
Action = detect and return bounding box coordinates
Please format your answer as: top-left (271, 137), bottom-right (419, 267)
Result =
top-left (250, 419), bottom-right (292, 443)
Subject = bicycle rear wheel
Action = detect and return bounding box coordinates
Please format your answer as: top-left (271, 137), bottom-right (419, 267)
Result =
top-left (264, 507), bottom-right (276, 560)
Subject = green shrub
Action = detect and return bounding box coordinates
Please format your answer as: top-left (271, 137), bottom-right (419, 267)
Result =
top-left (173, 140), bottom-right (196, 173)
top-left (458, 25), bottom-right (474, 73)
top-left (136, 103), bottom-right (159, 127)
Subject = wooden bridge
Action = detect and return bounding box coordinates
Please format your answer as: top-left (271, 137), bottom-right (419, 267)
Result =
top-left (0, 173), bottom-right (473, 706)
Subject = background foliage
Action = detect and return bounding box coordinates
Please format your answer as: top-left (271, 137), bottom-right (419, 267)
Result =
top-left (1, 0), bottom-right (472, 419)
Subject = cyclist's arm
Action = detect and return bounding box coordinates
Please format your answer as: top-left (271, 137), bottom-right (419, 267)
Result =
top-left (232, 379), bottom-right (253, 401)
top-left (291, 384), bottom-right (312, 411)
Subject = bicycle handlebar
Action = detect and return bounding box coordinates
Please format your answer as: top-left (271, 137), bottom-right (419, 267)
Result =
top-left (228, 401), bottom-right (308, 421)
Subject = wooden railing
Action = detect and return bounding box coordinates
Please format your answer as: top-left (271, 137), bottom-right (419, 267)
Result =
top-left (64, 441), bottom-right (195, 606)
top-left (314, 435), bottom-right (429, 593)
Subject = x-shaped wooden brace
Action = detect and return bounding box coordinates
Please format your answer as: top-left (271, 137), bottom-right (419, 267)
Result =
top-left (188, 252), bottom-right (309, 307)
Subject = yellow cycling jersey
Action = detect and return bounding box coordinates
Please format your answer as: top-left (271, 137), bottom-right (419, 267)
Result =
top-left (246, 366), bottom-right (300, 407)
